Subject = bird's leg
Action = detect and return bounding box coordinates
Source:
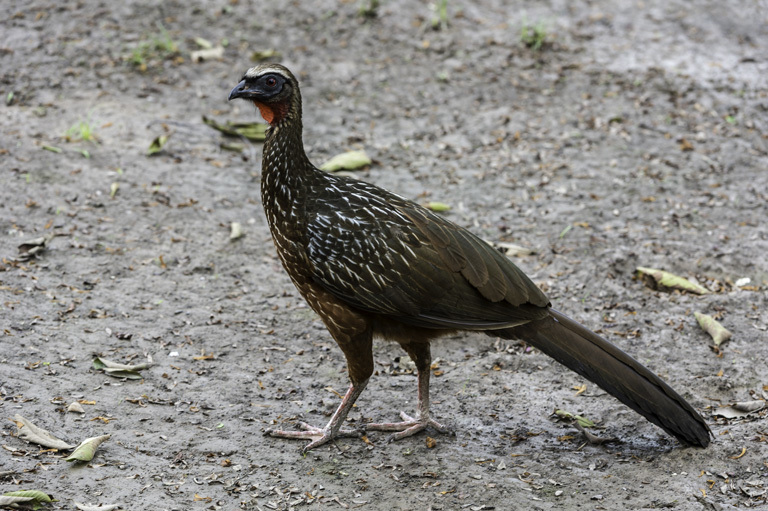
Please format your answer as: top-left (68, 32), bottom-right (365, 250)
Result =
top-left (366, 342), bottom-right (450, 441)
top-left (268, 324), bottom-right (374, 453)
top-left (266, 380), bottom-right (367, 453)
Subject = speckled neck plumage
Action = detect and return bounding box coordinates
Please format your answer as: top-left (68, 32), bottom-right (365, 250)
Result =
top-left (260, 91), bottom-right (313, 243)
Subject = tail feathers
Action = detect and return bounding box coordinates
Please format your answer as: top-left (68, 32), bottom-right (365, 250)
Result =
top-left (498, 308), bottom-right (711, 447)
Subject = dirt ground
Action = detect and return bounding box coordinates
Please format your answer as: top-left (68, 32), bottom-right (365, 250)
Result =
top-left (2, 0), bottom-right (767, 509)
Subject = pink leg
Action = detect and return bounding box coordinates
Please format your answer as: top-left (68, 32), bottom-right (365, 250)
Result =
top-left (366, 367), bottom-right (450, 441)
top-left (266, 380), bottom-right (367, 453)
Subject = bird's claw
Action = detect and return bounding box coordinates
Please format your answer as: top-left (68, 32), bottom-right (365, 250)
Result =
top-left (367, 411), bottom-right (451, 442)
top-left (266, 422), bottom-right (362, 453)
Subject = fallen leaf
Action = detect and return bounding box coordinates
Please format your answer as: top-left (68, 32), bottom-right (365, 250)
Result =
top-left (92, 357), bottom-right (152, 379)
top-left (573, 422), bottom-right (617, 445)
top-left (65, 434), bottom-right (111, 463)
top-left (729, 447), bottom-right (747, 459)
top-left (74, 502), bottom-right (122, 511)
top-left (230, 222), bottom-right (244, 240)
top-left (13, 414), bottom-right (74, 450)
top-left (147, 135), bottom-right (169, 156)
top-left (1, 490), bottom-right (54, 506)
top-left (319, 150), bottom-right (372, 172)
top-left (251, 49), bottom-right (280, 61)
top-left (67, 402), bottom-right (86, 414)
top-left (202, 116), bottom-right (268, 141)
top-left (193, 37), bottom-right (213, 49)
top-left (694, 312), bottom-right (732, 347)
top-left (109, 182), bottom-right (119, 198)
top-left (426, 201), bottom-right (451, 212)
top-left (18, 234), bottom-right (55, 261)
top-left (191, 46), bottom-right (224, 63)
top-left (490, 241), bottom-right (535, 257)
top-left (554, 409), bottom-right (595, 428)
top-left (714, 401), bottom-right (765, 419)
top-left (636, 267), bottom-right (709, 295)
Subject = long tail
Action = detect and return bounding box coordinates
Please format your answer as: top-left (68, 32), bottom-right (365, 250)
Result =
top-left (497, 308), bottom-right (711, 447)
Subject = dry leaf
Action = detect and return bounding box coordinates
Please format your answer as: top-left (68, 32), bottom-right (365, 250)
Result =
top-left (694, 312), bottom-right (732, 347)
top-left (74, 503), bottom-right (122, 511)
top-left (230, 222), bottom-right (244, 240)
top-left (67, 402), bottom-right (86, 414)
top-left (18, 234), bottom-right (55, 261)
top-left (92, 356), bottom-right (152, 379)
top-left (714, 401), bottom-right (765, 419)
top-left (490, 241), bottom-right (535, 257)
top-left (13, 414), bottom-right (74, 450)
top-left (191, 46), bottom-right (224, 62)
top-left (574, 422), bottom-right (617, 445)
top-left (636, 267), bottom-right (709, 295)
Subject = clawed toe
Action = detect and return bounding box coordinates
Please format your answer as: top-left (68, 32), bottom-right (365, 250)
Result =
top-left (366, 411), bottom-right (451, 441)
top-left (266, 422), bottom-right (362, 452)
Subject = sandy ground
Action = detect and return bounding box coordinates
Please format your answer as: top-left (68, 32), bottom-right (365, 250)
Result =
top-left (1, 0), bottom-right (767, 509)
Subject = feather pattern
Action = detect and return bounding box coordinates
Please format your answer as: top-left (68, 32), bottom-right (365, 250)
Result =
top-left (304, 171), bottom-right (550, 330)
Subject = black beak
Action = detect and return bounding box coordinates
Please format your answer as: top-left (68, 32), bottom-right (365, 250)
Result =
top-left (228, 79), bottom-right (248, 101)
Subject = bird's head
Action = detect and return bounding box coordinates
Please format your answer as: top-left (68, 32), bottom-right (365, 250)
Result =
top-left (228, 64), bottom-right (299, 125)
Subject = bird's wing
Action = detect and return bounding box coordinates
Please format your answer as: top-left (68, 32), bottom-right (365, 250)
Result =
top-left (305, 178), bottom-right (549, 330)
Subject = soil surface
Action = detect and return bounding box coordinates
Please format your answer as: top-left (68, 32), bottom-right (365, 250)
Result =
top-left (2, 1), bottom-right (767, 510)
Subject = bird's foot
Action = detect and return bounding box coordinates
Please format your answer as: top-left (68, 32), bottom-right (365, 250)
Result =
top-left (266, 422), bottom-right (362, 453)
top-left (366, 411), bottom-right (451, 441)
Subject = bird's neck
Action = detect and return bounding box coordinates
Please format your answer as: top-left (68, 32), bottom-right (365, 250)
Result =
top-left (261, 117), bottom-right (314, 233)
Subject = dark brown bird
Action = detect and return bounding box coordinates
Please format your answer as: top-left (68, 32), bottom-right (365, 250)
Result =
top-left (228, 64), bottom-right (711, 453)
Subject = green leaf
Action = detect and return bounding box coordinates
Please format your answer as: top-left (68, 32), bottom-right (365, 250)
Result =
top-left (694, 312), bottom-right (732, 347)
top-left (202, 116), bottom-right (268, 141)
top-left (147, 135), bottom-right (169, 156)
top-left (555, 409), bottom-right (595, 428)
top-left (109, 182), bottom-right (119, 198)
top-left (194, 37), bottom-right (213, 49)
top-left (636, 267), bottom-right (710, 295)
top-left (1, 490), bottom-right (54, 506)
top-left (319, 150), bottom-right (372, 172)
top-left (65, 434), bottom-right (111, 463)
top-left (426, 201), bottom-right (451, 212)
top-left (250, 49), bottom-right (280, 61)
top-left (42, 145), bottom-right (62, 153)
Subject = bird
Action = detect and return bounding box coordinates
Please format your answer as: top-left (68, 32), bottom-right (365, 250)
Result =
top-left (228, 63), bottom-right (712, 453)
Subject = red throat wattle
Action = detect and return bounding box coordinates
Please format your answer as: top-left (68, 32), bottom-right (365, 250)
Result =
top-left (253, 101), bottom-right (289, 125)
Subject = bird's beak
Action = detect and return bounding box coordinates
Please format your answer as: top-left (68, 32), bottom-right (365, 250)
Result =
top-left (228, 79), bottom-right (248, 101)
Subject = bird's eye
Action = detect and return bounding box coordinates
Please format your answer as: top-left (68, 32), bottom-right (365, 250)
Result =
top-left (265, 76), bottom-right (278, 88)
